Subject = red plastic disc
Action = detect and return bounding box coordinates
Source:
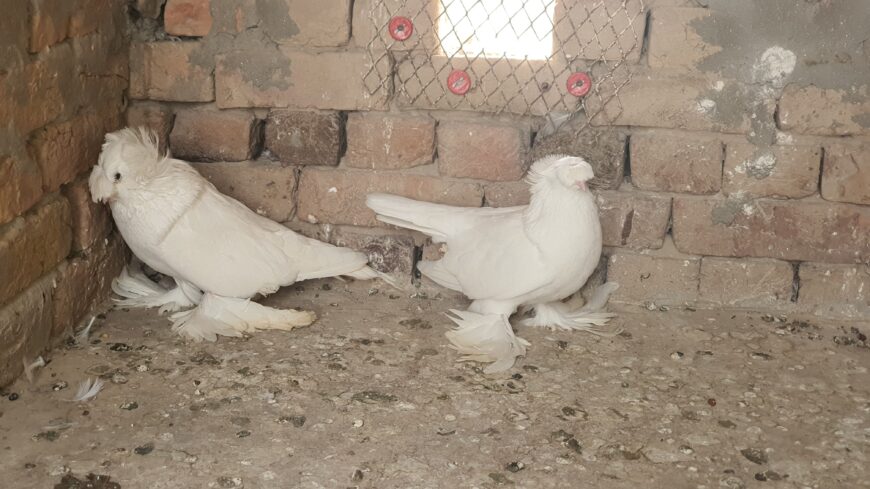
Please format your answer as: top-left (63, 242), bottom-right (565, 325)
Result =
top-left (566, 72), bottom-right (592, 97)
top-left (447, 69), bottom-right (472, 95)
top-left (388, 16), bottom-right (414, 41)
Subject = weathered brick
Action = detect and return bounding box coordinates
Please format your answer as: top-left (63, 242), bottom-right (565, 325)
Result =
top-left (778, 84), bottom-right (870, 137)
top-left (297, 168), bottom-right (483, 227)
top-left (607, 252), bottom-right (700, 305)
top-left (216, 49), bottom-right (389, 110)
top-left (699, 257), bottom-right (793, 307)
top-left (530, 127), bottom-right (625, 190)
top-left (170, 108), bottom-right (261, 162)
top-left (345, 113), bottom-right (435, 170)
top-left (52, 234), bottom-right (127, 337)
top-left (0, 0), bottom-right (28, 68)
top-left (192, 161), bottom-right (297, 222)
top-left (69, 0), bottom-right (114, 38)
top-left (0, 195), bottom-right (71, 307)
top-left (265, 110), bottom-right (342, 166)
top-left (554, 0), bottom-right (645, 62)
top-left (437, 121), bottom-right (529, 181)
top-left (129, 41), bottom-right (214, 102)
top-left (672, 196), bottom-right (870, 264)
top-left (0, 45), bottom-right (72, 135)
top-left (723, 143), bottom-right (820, 199)
top-left (799, 263), bottom-right (870, 309)
top-left (62, 176), bottom-right (113, 252)
top-left (484, 181), bottom-right (530, 207)
top-left (590, 75), bottom-right (774, 134)
top-left (127, 102), bottom-right (174, 154)
top-left (258, 0), bottom-right (350, 46)
top-left (821, 143), bottom-right (870, 206)
top-left (648, 8), bottom-right (717, 70)
top-left (0, 272), bottom-right (56, 387)
top-left (351, 0), bottom-right (438, 50)
top-left (596, 191), bottom-right (672, 250)
top-left (630, 133), bottom-right (722, 194)
top-left (0, 156), bottom-right (43, 226)
top-left (165, 0), bottom-right (213, 36)
top-left (29, 0), bottom-right (75, 52)
top-left (28, 109), bottom-right (118, 193)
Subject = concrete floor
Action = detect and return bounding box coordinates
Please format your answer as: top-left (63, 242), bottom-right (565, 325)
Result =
top-left (0, 279), bottom-right (868, 489)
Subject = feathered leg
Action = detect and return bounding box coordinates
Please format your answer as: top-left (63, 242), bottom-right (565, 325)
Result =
top-left (445, 310), bottom-right (529, 374)
top-left (169, 294), bottom-right (317, 342)
top-left (112, 267), bottom-right (202, 313)
top-left (521, 282), bottom-right (621, 335)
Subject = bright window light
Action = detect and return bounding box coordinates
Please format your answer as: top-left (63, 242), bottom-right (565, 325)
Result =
top-left (438, 0), bottom-right (556, 59)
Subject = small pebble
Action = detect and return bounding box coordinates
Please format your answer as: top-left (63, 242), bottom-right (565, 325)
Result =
top-left (236, 430), bottom-right (251, 438)
top-left (119, 401), bottom-right (138, 410)
top-left (353, 419), bottom-right (364, 428)
top-left (445, 414), bottom-right (456, 421)
top-left (351, 469), bottom-right (364, 482)
top-left (8, 393), bottom-right (19, 401)
top-left (670, 351), bottom-right (685, 360)
top-left (52, 381), bottom-right (68, 391)
top-left (134, 443), bottom-right (154, 455)
top-left (506, 461), bottom-right (525, 473)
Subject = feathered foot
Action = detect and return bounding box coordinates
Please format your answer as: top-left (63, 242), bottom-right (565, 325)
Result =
top-left (112, 267), bottom-right (202, 313)
top-left (169, 294), bottom-right (317, 342)
top-left (445, 310), bottom-right (530, 374)
top-left (521, 282), bottom-right (622, 335)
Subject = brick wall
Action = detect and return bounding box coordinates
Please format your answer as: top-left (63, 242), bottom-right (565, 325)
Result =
top-left (0, 0), bottom-right (129, 386)
top-left (127, 0), bottom-right (868, 320)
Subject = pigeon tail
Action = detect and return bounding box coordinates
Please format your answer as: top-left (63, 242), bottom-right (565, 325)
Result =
top-left (445, 310), bottom-right (529, 373)
top-left (521, 282), bottom-right (622, 335)
top-left (169, 294), bottom-right (316, 342)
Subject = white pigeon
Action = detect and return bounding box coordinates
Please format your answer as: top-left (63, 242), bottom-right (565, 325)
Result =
top-left (366, 154), bottom-right (619, 372)
top-left (89, 127), bottom-right (385, 341)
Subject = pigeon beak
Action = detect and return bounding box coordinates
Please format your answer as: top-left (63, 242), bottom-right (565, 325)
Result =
top-left (575, 180), bottom-right (588, 191)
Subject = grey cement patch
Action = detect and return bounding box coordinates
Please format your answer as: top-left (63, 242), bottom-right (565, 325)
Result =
top-left (692, 0), bottom-right (870, 91)
top-left (852, 112), bottom-right (870, 129)
top-left (1, 280), bottom-right (868, 488)
top-left (188, 29), bottom-right (294, 90)
top-left (711, 194), bottom-right (751, 226)
top-left (256, 0), bottom-right (300, 40)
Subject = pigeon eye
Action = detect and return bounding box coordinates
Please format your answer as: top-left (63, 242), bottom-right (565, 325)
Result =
top-left (113, 172), bottom-right (122, 182)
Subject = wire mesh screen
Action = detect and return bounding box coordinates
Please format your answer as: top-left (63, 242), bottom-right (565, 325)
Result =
top-left (363, 0), bottom-right (645, 132)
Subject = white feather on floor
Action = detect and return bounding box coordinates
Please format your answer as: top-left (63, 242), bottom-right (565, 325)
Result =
top-left (70, 378), bottom-right (104, 402)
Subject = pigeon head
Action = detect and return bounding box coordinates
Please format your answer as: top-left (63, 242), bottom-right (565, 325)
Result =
top-left (89, 127), bottom-right (164, 204)
top-left (527, 155), bottom-right (595, 191)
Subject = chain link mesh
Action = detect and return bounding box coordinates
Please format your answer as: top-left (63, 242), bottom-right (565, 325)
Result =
top-left (364, 0), bottom-right (645, 133)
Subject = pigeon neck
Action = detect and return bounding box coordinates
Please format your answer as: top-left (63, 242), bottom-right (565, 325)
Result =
top-left (524, 177), bottom-right (596, 238)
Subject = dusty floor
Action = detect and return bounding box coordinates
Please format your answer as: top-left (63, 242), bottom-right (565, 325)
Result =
top-left (0, 279), bottom-right (868, 489)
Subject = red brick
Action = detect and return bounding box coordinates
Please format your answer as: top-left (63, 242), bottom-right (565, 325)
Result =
top-left (28, 109), bottom-right (118, 193)
top-left (0, 272), bottom-right (56, 387)
top-left (484, 181), bottom-right (530, 207)
top-left (165, 0), bottom-right (213, 36)
top-left (630, 133), bottom-right (722, 194)
top-left (0, 0), bottom-right (28, 66)
top-left (192, 161), bottom-right (297, 222)
top-left (62, 176), bottom-right (112, 252)
top-left (799, 263), bottom-right (870, 308)
top-left (778, 84), bottom-right (870, 137)
top-left (699, 257), bottom-right (793, 307)
top-left (723, 143), bottom-right (820, 199)
top-left (52, 234), bottom-right (127, 337)
top-left (590, 74), bottom-right (774, 134)
top-left (437, 121), bottom-right (529, 181)
top-left (297, 168), bottom-right (483, 227)
top-left (127, 102), bottom-right (175, 154)
top-left (215, 49), bottom-right (389, 110)
top-left (29, 0), bottom-right (75, 52)
top-left (607, 251), bottom-right (700, 305)
top-left (259, 0), bottom-right (350, 46)
top-left (648, 8), bottom-right (717, 70)
top-left (822, 143), bottom-right (870, 205)
top-left (170, 108), bottom-right (261, 162)
top-left (672, 196), bottom-right (870, 264)
top-left (596, 191), bottom-right (672, 250)
top-left (530, 128), bottom-right (626, 190)
top-left (129, 41), bottom-right (214, 102)
top-left (0, 195), bottom-right (71, 307)
top-left (345, 113), bottom-right (435, 170)
top-left (0, 156), bottom-right (43, 226)
top-left (265, 110), bottom-right (341, 166)
top-left (69, 0), bottom-right (113, 38)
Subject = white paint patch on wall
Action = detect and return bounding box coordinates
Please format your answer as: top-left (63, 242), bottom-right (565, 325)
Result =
top-left (752, 46), bottom-right (797, 87)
